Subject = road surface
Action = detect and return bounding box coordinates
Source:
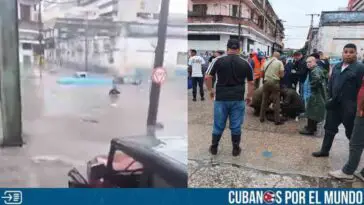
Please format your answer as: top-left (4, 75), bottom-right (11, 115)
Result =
top-left (0, 64), bottom-right (187, 187)
top-left (188, 91), bottom-right (364, 188)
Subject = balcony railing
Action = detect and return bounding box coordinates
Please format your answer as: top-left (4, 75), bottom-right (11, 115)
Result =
top-left (252, 0), bottom-right (264, 11)
top-left (18, 20), bottom-right (42, 31)
top-left (188, 14), bottom-right (270, 36)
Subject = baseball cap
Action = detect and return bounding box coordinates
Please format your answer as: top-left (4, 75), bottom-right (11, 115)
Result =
top-left (227, 39), bottom-right (240, 49)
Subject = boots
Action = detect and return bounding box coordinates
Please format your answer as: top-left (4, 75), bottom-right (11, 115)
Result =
top-left (312, 132), bottom-right (335, 157)
top-left (232, 135), bottom-right (242, 156)
top-left (299, 119), bottom-right (316, 135)
top-left (209, 135), bottom-right (221, 155)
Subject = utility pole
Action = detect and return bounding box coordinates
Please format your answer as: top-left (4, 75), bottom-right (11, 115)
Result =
top-left (306, 13), bottom-right (320, 54)
top-left (146, 0), bottom-right (169, 135)
top-left (84, 12), bottom-right (89, 72)
top-left (238, 0), bottom-right (242, 52)
top-left (0, 0), bottom-right (23, 146)
top-left (306, 13), bottom-right (320, 28)
top-left (273, 19), bottom-right (285, 53)
top-left (38, 0), bottom-right (43, 78)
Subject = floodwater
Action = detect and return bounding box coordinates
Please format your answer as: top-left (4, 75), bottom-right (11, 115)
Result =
top-left (0, 65), bottom-right (187, 187)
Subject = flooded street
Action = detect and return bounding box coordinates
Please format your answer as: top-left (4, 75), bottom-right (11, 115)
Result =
top-left (0, 65), bottom-right (187, 187)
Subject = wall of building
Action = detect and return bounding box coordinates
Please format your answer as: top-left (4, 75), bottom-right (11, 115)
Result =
top-left (45, 34), bottom-right (186, 76)
top-left (188, 33), bottom-right (272, 55)
top-left (316, 25), bottom-right (364, 58)
top-left (351, 0), bottom-right (364, 11)
top-left (188, 34), bottom-right (230, 51)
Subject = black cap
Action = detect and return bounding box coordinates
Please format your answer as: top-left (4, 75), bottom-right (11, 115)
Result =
top-left (227, 39), bottom-right (240, 49)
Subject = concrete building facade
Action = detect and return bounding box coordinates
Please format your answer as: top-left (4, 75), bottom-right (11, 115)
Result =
top-left (349, 0), bottom-right (364, 11)
top-left (42, 0), bottom-right (187, 75)
top-left (188, 0), bottom-right (284, 55)
top-left (18, 0), bottom-right (42, 65)
top-left (313, 11), bottom-right (364, 60)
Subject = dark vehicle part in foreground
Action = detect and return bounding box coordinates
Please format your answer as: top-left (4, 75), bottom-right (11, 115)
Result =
top-left (68, 138), bottom-right (187, 188)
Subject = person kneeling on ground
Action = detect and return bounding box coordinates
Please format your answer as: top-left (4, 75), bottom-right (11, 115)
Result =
top-left (260, 52), bottom-right (285, 125)
top-left (251, 86), bottom-right (266, 116)
top-left (280, 87), bottom-right (305, 119)
top-left (251, 87), bottom-right (279, 121)
top-left (329, 76), bottom-right (364, 181)
top-left (299, 56), bottom-right (327, 135)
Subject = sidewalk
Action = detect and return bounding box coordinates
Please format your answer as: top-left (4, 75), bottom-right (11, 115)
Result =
top-left (188, 93), bottom-right (364, 188)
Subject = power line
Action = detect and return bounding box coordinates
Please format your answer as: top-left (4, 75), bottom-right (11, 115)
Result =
top-left (43, 0), bottom-right (78, 4)
top-left (306, 13), bottom-right (320, 28)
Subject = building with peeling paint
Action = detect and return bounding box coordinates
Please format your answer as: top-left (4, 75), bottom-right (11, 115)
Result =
top-left (313, 11), bottom-right (364, 60)
top-left (42, 0), bottom-right (187, 76)
top-left (187, 0), bottom-right (284, 55)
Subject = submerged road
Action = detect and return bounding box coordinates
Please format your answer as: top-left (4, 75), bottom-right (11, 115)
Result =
top-left (0, 65), bottom-right (187, 187)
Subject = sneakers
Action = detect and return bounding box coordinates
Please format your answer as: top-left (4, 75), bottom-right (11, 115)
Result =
top-left (354, 172), bottom-right (364, 182)
top-left (192, 98), bottom-right (197, 102)
top-left (201, 97), bottom-right (205, 101)
top-left (329, 170), bottom-right (355, 181)
top-left (312, 151), bottom-right (329, 157)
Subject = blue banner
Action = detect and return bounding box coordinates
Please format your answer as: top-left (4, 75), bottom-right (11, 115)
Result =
top-left (0, 188), bottom-right (363, 205)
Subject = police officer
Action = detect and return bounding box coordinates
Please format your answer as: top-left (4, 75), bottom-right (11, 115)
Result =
top-left (312, 43), bottom-right (364, 157)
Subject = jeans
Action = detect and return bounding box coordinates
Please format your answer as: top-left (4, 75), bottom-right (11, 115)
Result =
top-left (342, 117), bottom-right (364, 175)
top-left (191, 77), bottom-right (204, 99)
top-left (212, 101), bottom-right (245, 139)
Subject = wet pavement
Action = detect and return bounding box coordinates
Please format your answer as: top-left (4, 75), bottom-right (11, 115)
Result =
top-left (0, 65), bottom-right (187, 187)
top-left (188, 92), bottom-right (364, 188)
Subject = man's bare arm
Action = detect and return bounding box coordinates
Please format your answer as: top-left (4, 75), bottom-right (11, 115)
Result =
top-left (246, 80), bottom-right (254, 99)
top-left (205, 75), bottom-right (213, 92)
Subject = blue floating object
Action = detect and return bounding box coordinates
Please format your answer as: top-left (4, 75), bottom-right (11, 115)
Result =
top-left (262, 150), bottom-right (272, 158)
top-left (57, 77), bottom-right (112, 85)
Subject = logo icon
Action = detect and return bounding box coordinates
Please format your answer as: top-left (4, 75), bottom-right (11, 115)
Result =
top-left (263, 190), bottom-right (275, 204)
top-left (1, 191), bottom-right (22, 205)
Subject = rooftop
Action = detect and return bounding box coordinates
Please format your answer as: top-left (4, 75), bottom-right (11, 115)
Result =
top-left (320, 11), bottom-right (364, 26)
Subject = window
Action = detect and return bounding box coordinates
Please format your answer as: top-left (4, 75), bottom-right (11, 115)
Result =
top-left (188, 35), bottom-right (220, 41)
top-left (232, 5), bottom-right (238, 17)
top-left (22, 43), bottom-right (32, 50)
top-left (192, 4), bottom-right (207, 16)
top-left (20, 4), bottom-right (31, 21)
top-left (177, 52), bottom-right (187, 65)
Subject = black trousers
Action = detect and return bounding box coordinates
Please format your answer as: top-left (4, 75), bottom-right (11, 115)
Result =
top-left (320, 107), bottom-right (356, 153)
top-left (191, 77), bottom-right (204, 99)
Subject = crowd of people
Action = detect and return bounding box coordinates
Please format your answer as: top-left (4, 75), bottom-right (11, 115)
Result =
top-left (188, 39), bottom-right (364, 182)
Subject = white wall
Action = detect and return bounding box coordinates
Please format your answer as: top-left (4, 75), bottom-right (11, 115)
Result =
top-left (116, 37), bottom-right (187, 75)
top-left (188, 34), bottom-right (230, 51)
top-left (18, 41), bottom-right (37, 64)
top-left (188, 33), bottom-right (272, 55)
top-left (316, 25), bottom-right (364, 58)
top-left (46, 34), bottom-right (187, 76)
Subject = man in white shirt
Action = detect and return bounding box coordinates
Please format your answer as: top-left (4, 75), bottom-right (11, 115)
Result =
top-left (188, 49), bottom-right (206, 101)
